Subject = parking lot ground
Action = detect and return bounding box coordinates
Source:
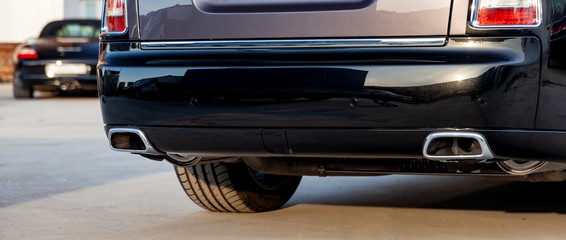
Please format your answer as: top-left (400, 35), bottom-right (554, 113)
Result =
top-left (2, 83), bottom-right (566, 239)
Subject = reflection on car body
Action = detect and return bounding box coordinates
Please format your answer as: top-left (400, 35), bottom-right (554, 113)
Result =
top-left (98, 0), bottom-right (566, 213)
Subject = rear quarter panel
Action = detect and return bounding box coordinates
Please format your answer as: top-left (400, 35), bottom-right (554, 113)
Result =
top-left (533, 0), bottom-right (566, 130)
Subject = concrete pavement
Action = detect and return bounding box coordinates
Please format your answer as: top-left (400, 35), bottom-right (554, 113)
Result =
top-left (2, 83), bottom-right (566, 239)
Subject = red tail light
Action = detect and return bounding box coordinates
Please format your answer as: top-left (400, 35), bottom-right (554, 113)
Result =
top-left (104, 0), bottom-right (127, 33)
top-left (472, 0), bottom-right (541, 27)
top-left (17, 47), bottom-right (38, 60)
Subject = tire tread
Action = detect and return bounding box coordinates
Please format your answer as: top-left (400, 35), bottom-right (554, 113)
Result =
top-left (175, 161), bottom-right (300, 213)
top-left (176, 164), bottom-right (252, 213)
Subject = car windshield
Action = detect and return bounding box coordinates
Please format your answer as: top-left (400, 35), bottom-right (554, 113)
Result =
top-left (42, 23), bottom-right (100, 38)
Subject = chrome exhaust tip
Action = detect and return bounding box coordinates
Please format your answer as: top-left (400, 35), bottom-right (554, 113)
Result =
top-left (108, 128), bottom-right (160, 155)
top-left (496, 160), bottom-right (547, 175)
top-left (423, 132), bottom-right (494, 162)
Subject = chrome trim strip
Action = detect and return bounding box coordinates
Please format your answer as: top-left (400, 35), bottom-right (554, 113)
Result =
top-left (423, 132), bottom-right (495, 162)
top-left (108, 128), bottom-right (160, 155)
top-left (140, 38), bottom-right (447, 50)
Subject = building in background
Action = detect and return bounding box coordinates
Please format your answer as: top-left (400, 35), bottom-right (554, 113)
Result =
top-left (0, 0), bottom-right (102, 82)
top-left (65, 0), bottom-right (104, 22)
top-left (0, 0), bottom-right (102, 43)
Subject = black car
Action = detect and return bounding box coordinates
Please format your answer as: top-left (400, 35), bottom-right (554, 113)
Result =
top-left (13, 19), bottom-right (100, 98)
top-left (98, 0), bottom-right (566, 212)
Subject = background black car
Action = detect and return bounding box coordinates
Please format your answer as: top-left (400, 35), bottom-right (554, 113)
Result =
top-left (13, 19), bottom-right (100, 98)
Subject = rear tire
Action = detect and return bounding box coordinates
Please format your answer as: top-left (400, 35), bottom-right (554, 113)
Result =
top-left (13, 84), bottom-right (33, 99)
top-left (175, 161), bottom-right (301, 212)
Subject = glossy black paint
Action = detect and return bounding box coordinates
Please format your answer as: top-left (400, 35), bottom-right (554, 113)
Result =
top-left (99, 37), bottom-right (540, 129)
top-left (99, 0), bottom-right (566, 164)
top-left (98, 36), bottom-right (561, 161)
top-left (460, 0), bottom-right (566, 132)
top-left (534, 0), bottom-right (566, 130)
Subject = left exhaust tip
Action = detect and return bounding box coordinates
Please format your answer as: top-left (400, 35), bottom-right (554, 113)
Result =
top-left (108, 128), bottom-right (160, 155)
top-left (111, 132), bottom-right (145, 150)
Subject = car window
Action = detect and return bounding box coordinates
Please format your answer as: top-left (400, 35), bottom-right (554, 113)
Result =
top-left (46, 23), bottom-right (100, 38)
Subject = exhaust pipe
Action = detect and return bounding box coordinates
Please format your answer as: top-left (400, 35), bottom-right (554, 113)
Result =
top-left (423, 132), bottom-right (494, 163)
top-left (58, 80), bottom-right (80, 91)
top-left (165, 153), bottom-right (201, 167)
top-left (107, 128), bottom-right (201, 166)
top-left (108, 128), bottom-right (160, 155)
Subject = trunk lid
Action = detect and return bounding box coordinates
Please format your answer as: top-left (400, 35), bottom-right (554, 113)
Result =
top-left (31, 38), bottom-right (99, 60)
top-left (138, 0), bottom-right (452, 41)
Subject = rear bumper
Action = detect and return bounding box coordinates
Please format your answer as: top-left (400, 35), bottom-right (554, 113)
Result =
top-left (14, 60), bottom-right (98, 91)
top-left (99, 37), bottom-right (541, 129)
top-left (14, 75), bottom-right (98, 91)
top-left (99, 36), bottom-right (548, 159)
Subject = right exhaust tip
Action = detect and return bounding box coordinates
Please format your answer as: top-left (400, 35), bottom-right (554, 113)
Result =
top-left (423, 132), bottom-right (494, 163)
